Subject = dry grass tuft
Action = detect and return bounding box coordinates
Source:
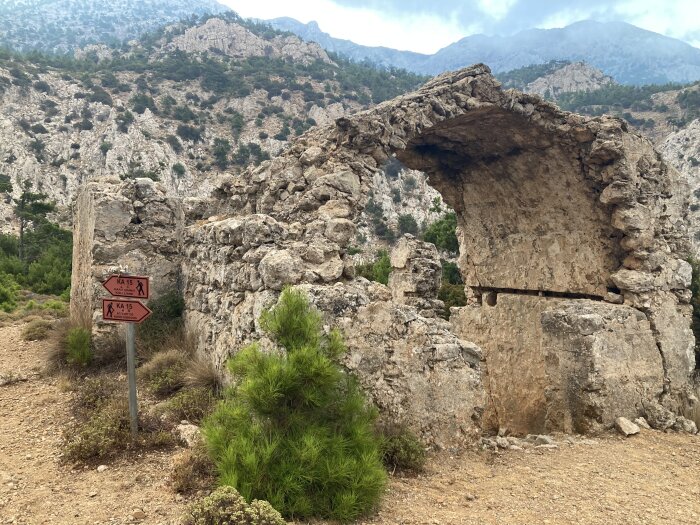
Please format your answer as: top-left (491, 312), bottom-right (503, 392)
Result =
top-left (139, 348), bottom-right (188, 397)
top-left (185, 355), bottom-right (223, 396)
top-left (171, 444), bottom-right (216, 494)
top-left (21, 318), bottom-right (53, 341)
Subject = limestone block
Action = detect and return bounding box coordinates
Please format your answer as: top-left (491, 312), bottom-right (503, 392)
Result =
top-left (540, 301), bottom-right (664, 433)
top-left (258, 250), bottom-right (303, 290)
top-left (388, 235), bottom-right (442, 307)
top-left (325, 218), bottom-right (355, 244)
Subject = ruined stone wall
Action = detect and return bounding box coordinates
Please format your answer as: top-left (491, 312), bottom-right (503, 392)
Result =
top-left (73, 64), bottom-right (697, 443)
top-left (70, 177), bottom-right (184, 332)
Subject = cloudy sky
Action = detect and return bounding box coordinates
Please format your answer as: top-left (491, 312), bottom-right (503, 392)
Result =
top-left (220, 0), bottom-right (700, 53)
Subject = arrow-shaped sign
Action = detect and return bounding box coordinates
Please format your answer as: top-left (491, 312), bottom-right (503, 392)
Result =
top-left (102, 274), bottom-right (150, 299)
top-left (102, 298), bottom-right (152, 324)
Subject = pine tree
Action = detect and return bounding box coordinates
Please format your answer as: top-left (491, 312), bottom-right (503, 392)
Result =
top-left (13, 180), bottom-right (55, 270)
top-left (204, 288), bottom-right (386, 522)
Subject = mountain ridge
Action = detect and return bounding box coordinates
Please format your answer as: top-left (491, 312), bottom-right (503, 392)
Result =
top-left (267, 18), bottom-right (700, 85)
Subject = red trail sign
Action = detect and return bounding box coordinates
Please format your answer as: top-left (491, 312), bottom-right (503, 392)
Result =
top-left (102, 298), bottom-right (152, 324)
top-left (102, 275), bottom-right (150, 299)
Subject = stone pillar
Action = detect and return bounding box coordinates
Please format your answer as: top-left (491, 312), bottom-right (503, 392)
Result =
top-left (388, 234), bottom-right (443, 316)
top-left (70, 177), bottom-right (183, 335)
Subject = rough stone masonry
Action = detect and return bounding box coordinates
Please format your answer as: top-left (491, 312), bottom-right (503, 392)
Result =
top-left (71, 64), bottom-right (698, 446)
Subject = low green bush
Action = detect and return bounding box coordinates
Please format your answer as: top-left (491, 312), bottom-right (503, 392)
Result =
top-left (0, 272), bottom-right (19, 312)
top-left (379, 423), bottom-right (426, 473)
top-left (422, 212), bottom-right (459, 254)
top-left (166, 387), bottom-right (216, 424)
top-left (204, 288), bottom-right (386, 522)
top-left (139, 349), bottom-right (187, 396)
top-left (356, 250), bottom-right (391, 285)
top-left (71, 376), bottom-right (117, 420)
top-left (66, 327), bottom-right (92, 366)
top-left (138, 290), bottom-right (185, 354)
top-left (63, 396), bottom-right (131, 461)
top-left (172, 444), bottom-right (216, 494)
top-left (689, 258), bottom-right (700, 366)
top-left (184, 486), bottom-right (285, 525)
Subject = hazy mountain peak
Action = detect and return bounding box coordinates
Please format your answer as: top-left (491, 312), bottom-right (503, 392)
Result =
top-left (267, 17), bottom-right (700, 85)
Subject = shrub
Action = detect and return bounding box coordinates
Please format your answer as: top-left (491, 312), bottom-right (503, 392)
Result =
top-left (441, 260), bottom-right (463, 285)
top-left (116, 110), bottom-right (134, 133)
top-left (402, 174), bottom-right (417, 192)
top-left (63, 383), bottom-right (175, 462)
top-left (63, 396), bottom-right (131, 462)
top-left (398, 214), bottom-right (419, 235)
top-left (99, 142), bottom-right (112, 155)
top-left (66, 327), bottom-right (92, 366)
top-left (172, 444), bottom-right (216, 494)
top-left (422, 212), bottom-right (459, 254)
top-left (689, 258), bottom-right (700, 366)
top-left (130, 93), bottom-right (157, 114)
top-left (42, 299), bottom-right (67, 313)
top-left (204, 289), bottom-right (386, 521)
top-left (33, 80), bottom-right (51, 93)
top-left (379, 423), bottom-right (426, 473)
top-left (356, 250), bottom-right (391, 285)
top-left (166, 134), bottom-right (182, 153)
top-left (137, 290), bottom-right (185, 353)
top-left (71, 376), bottom-right (117, 420)
top-left (166, 387), bottom-right (217, 424)
top-left (212, 137), bottom-right (231, 169)
top-left (177, 124), bottom-right (203, 143)
top-left (21, 318), bottom-right (52, 341)
top-left (184, 486), bottom-right (285, 525)
top-left (0, 273), bottom-right (19, 312)
top-left (172, 162), bottom-right (186, 177)
top-left (139, 349), bottom-right (187, 397)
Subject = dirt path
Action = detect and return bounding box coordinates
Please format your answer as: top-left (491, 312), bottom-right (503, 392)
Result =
top-left (0, 322), bottom-right (188, 525)
top-left (1, 320), bottom-right (699, 525)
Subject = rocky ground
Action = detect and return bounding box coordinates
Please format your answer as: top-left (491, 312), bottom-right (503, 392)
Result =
top-left (1, 318), bottom-right (699, 525)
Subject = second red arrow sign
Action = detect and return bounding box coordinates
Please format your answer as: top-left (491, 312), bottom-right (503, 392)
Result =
top-left (102, 299), bottom-right (153, 324)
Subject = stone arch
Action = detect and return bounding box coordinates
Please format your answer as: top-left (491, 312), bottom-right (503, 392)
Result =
top-left (73, 65), bottom-right (695, 440)
top-left (293, 64), bottom-right (694, 434)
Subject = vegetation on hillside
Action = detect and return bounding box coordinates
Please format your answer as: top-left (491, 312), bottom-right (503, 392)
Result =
top-left (422, 212), bottom-right (459, 255)
top-left (496, 60), bottom-right (572, 89)
top-left (0, 180), bottom-right (71, 311)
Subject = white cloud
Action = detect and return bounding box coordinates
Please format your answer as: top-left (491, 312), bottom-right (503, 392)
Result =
top-left (536, 9), bottom-right (596, 29)
top-left (219, 0), bottom-right (467, 53)
top-left (477, 0), bottom-right (518, 20)
top-left (614, 0), bottom-right (700, 46)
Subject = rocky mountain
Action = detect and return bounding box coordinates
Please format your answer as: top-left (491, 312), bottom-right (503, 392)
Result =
top-left (0, 16), bottom-right (440, 253)
top-left (499, 61), bottom-right (614, 99)
top-left (0, 0), bottom-right (228, 53)
top-left (265, 17), bottom-right (428, 72)
top-left (267, 18), bottom-right (700, 85)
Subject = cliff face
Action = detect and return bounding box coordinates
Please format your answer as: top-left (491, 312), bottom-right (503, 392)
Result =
top-left (660, 119), bottom-right (700, 257)
top-left (72, 65), bottom-right (698, 444)
top-left (0, 16), bottom-right (439, 255)
top-left (0, 0), bottom-right (229, 53)
top-left (0, 19), bottom-right (352, 228)
top-left (524, 62), bottom-right (614, 99)
top-left (167, 18), bottom-right (332, 64)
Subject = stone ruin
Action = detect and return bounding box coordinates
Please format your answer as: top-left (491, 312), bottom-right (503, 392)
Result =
top-left (71, 64), bottom-right (698, 447)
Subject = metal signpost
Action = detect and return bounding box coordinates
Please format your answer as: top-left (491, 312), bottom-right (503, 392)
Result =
top-left (101, 275), bottom-right (152, 438)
